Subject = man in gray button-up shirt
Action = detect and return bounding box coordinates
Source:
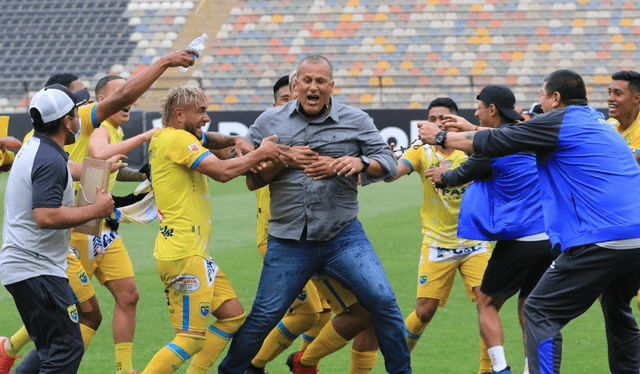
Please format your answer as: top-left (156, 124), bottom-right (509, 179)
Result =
top-left (219, 56), bottom-right (411, 374)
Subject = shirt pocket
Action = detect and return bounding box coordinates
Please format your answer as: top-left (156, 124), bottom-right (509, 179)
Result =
top-left (313, 132), bottom-right (359, 157)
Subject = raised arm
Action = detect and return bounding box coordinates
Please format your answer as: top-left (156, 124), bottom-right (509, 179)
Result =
top-left (89, 125), bottom-right (159, 160)
top-left (195, 135), bottom-right (289, 183)
top-left (92, 50), bottom-right (197, 124)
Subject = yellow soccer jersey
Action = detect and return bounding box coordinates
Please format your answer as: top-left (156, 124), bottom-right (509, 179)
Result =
top-left (255, 185), bottom-right (270, 246)
top-left (401, 145), bottom-right (481, 249)
top-left (23, 103), bottom-right (99, 163)
top-left (608, 110), bottom-right (640, 150)
top-left (149, 127), bottom-right (212, 261)
top-left (0, 150), bottom-right (14, 167)
top-left (103, 120), bottom-right (125, 192)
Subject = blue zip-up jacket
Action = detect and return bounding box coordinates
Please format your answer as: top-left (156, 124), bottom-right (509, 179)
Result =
top-left (440, 122), bottom-right (546, 241)
top-left (473, 103), bottom-right (640, 251)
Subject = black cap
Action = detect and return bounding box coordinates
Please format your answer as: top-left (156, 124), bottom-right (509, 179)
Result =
top-left (477, 85), bottom-right (524, 121)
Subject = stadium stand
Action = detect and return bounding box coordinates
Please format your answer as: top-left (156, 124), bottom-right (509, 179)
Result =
top-left (0, 0), bottom-right (638, 112)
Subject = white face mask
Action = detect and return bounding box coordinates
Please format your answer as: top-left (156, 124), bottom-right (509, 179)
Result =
top-left (69, 117), bottom-right (81, 141)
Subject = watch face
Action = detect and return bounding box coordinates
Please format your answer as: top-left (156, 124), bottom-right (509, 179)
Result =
top-left (435, 132), bottom-right (445, 144)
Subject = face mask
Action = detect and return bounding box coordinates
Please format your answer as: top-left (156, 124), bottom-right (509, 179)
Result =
top-left (69, 117), bottom-right (82, 141)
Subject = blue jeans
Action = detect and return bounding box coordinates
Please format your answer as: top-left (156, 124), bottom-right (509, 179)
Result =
top-left (218, 219), bottom-right (411, 374)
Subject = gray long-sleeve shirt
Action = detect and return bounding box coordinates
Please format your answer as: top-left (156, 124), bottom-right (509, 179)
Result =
top-left (245, 99), bottom-right (397, 241)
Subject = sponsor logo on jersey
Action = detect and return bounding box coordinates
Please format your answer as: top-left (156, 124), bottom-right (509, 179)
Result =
top-left (68, 304), bottom-right (79, 323)
top-left (440, 185), bottom-right (466, 197)
top-left (436, 245), bottom-right (482, 258)
top-left (188, 142), bottom-right (201, 152)
top-left (160, 225), bottom-right (174, 238)
top-left (419, 273), bottom-right (428, 286)
top-left (171, 274), bottom-right (201, 293)
top-left (200, 302), bottom-right (210, 317)
top-left (77, 269), bottom-right (89, 284)
top-left (158, 209), bottom-right (165, 222)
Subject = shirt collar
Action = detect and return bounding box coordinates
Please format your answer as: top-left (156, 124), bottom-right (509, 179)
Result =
top-left (33, 131), bottom-right (69, 162)
top-left (289, 97), bottom-right (339, 123)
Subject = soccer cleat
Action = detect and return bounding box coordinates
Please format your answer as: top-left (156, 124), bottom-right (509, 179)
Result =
top-left (492, 367), bottom-right (512, 374)
top-left (0, 336), bottom-right (20, 374)
top-left (286, 351), bottom-right (318, 374)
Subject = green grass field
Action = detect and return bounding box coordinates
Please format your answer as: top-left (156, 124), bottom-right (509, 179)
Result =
top-left (0, 172), bottom-right (621, 373)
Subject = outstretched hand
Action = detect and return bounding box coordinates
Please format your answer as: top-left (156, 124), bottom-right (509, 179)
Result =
top-left (423, 167), bottom-right (447, 186)
top-left (107, 154), bottom-right (128, 173)
top-left (0, 136), bottom-right (22, 151)
top-left (417, 121), bottom-right (441, 145)
top-left (441, 114), bottom-right (477, 132)
top-left (257, 135), bottom-right (290, 162)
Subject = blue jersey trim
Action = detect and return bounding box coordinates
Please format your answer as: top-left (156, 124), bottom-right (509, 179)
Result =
top-left (301, 333), bottom-right (316, 343)
top-left (182, 295), bottom-right (189, 331)
top-left (207, 324), bottom-right (234, 341)
top-left (277, 320), bottom-right (298, 341)
top-left (191, 151), bottom-right (211, 169)
top-left (167, 342), bottom-right (191, 362)
top-left (400, 158), bottom-right (414, 173)
top-left (91, 105), bottom-right (99, 128)
top-left (323, 279), bottom-right (348, 310)
top-left (406, 328), bottom-right (421, 340)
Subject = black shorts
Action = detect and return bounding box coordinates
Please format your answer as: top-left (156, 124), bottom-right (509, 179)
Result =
top-left (481, 239), bottom-right (556, 299)
top-left (5, 275), bottom-right (84, 373)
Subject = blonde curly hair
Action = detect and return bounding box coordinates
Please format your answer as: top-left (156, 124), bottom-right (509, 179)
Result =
top-left (160, 85), bottom-right (207, 126)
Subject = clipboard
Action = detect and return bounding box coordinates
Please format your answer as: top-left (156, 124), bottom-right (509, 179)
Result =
top-left (73, 158), bottom-right (110, 237)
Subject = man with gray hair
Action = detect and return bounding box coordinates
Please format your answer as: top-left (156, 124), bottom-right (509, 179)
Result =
top-left (219, 55), bottom-right (410, 374)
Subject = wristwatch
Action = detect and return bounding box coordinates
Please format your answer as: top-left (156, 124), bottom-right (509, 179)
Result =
top-left (435, 131), bottom-right (447, 148)
top-left (360, 155), bottom-right (370, 172)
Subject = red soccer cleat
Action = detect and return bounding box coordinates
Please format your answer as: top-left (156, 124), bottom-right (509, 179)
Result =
top-left (0, 337), bottom-right (20, 374)
top-left (286, 351), bottom-right (318, 374)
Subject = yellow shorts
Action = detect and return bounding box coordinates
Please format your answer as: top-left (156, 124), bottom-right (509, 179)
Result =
top-left (71, 229), bottom-right (135, 286)
top-left (416, 241), bottom-right (491, 307)
top-left (312, 275), bottom-right (358, 315)
top-left (66, 250), bottom-right (95, 304)
top-left (259, 238), bottom-right (324, 315)
top-left (157, 256), bottom-right (237, 333)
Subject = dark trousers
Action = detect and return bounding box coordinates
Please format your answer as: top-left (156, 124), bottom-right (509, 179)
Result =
top-left (6, 275), bottom-right (84, 374)
top-left (524, 244), bottom-right (640, 374)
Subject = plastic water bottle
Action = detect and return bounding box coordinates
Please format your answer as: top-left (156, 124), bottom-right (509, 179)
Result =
top-left (179, 33), bottom-right (208, 72)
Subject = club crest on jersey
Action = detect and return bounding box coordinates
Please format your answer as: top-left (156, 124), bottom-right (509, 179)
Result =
top-left (68, 305), bottom-right (79, 323)
top-left (296, 289), bottom-right (308, 303)
top-left (187, 142), bottom-right (201, 152)
top-left (171, 274), bottom-right (200, 293)
top-left (77, 269), bottom-right (89, 284)
top-left (200, 302), bottom-right (210, 317)
top-left (70, 246), bottom-right (80, 259)
top-left (419, 273), bottom-right (428, 286)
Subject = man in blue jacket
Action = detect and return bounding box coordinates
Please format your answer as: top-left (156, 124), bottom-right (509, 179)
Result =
top-left (426, 85), bottom-right (555, 374)
top-left (417, 70), bottom-right (640, 374)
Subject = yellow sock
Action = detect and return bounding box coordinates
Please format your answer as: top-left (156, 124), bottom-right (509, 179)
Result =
top-left (300, 321), bottom-right (349, 367)
top-left (252, 312), bottom-right (317, 368)
top-left (186, 313), bottom-right (246, 374)
top-left (142, 334), bottom-right (205, 374)
top-left (349, 349), bottom-right (378, 374)
top-left (300, 311), bottom-right (331, 351)
top-left (7, 326), bottom-right (31, 356)
top-left (405, 310), bottom-right (428, 353)
top-left (478, 335), bottom-right (492, 374)
top-left (80, 324), bottom-right (97, 353)
top-left (115, 342), bottom-right (134, 374)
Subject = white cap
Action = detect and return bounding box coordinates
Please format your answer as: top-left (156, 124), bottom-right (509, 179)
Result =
top-left (29, 84), bottom-right (90, 129)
